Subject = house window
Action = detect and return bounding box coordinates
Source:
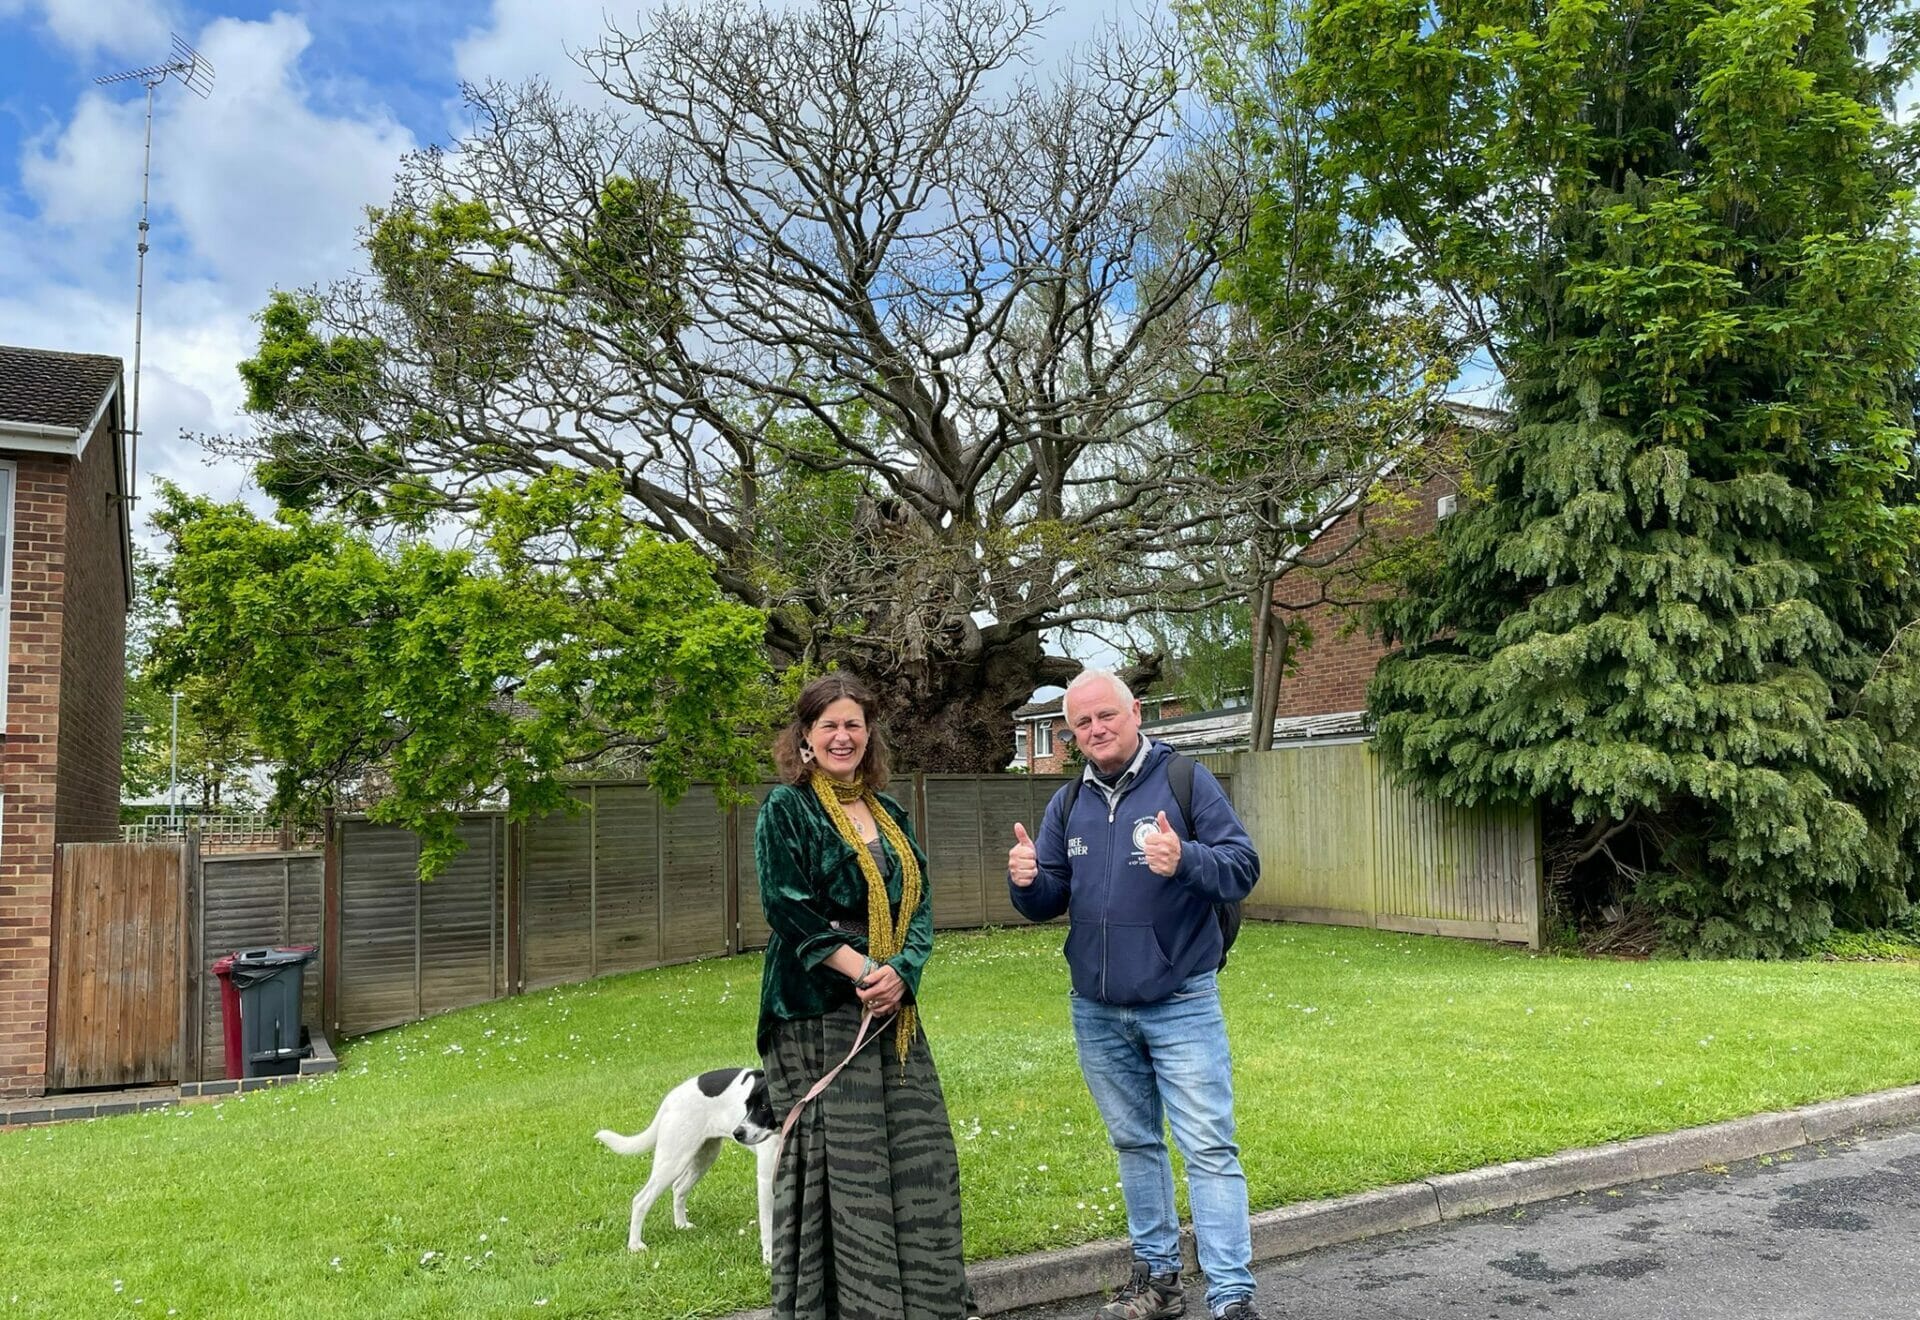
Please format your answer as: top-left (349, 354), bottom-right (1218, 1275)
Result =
top-left (0, 462), bottom-right (14, 734)
top-left (1014, 726), bottom-right (1028, 762)
top-left (1032, 721), bottom-right (1053, 758)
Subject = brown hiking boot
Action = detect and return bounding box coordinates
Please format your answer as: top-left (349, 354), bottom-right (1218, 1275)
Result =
top-left (1096, 1259), bottom-right (1185, 1320)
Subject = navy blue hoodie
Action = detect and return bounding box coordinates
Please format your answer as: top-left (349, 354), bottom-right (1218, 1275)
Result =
top-left (1008, 739), bottom-right (1260, 1005)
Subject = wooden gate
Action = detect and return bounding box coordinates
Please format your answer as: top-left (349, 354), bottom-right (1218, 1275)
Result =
top-left (47, 843), bottom-right (185, 1090)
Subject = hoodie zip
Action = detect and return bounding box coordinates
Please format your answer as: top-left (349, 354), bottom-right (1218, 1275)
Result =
top-left (1100, 778), bottom-right (1128, 1001)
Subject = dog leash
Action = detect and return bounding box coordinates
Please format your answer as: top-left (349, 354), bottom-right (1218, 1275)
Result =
top-left (772, 1007), bottom-right (895, 1169)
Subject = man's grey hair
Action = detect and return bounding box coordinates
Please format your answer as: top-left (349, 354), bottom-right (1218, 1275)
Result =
top-left (1064, 669), bottom-right (1135, 710)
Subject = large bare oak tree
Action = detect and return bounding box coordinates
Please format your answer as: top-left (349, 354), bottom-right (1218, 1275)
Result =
top-left (234, 0), bottom-right (1438, 768)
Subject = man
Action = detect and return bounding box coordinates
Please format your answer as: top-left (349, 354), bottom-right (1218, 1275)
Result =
top-left (1008, 670), bottom-right (1263, 1320)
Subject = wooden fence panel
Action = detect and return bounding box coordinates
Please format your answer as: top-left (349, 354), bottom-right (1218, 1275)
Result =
top-left (521, 800), bottom-right (592, 991)
top-left (1374, 771), bottom-right (1538, 942)
top-left (1230, 743), bottom-right (1540, 945)
top-left (736, 785), bottom-right (775, 951)
top-left (336, 823), bottom-right (425, 1036)
top-left (920, 778), bottom-right (988, 930)
top-left (661, 786), bottom-right (729, 962)
top-left (193, 851), bottom-right (323, 1081)
top-left (593, 785), bottom-right (662, 974)
top-left (1237, 744), bottom-right (1377, 926)
top-left (419, 818), bottom-right (502, 1018)
top-left (48, 843), bottom-right (183, 1090)
top-left (974, 775), bottom-right (1040, 925)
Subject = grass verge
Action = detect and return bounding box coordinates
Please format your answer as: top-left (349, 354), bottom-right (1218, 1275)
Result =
top-left (2, 923), bottom-right (1917, 1318)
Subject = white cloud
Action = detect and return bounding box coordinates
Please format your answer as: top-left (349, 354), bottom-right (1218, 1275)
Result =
top-left (163, 15), bottom-right (414, 287)
top-left (18, 92), bottom-right (145, 241)
top-left (3, 11), bottom-right (420, 520)
top-left (5, 0), bottom-right (177, 60)
top-left (452, 0), bottom-right (626, 91)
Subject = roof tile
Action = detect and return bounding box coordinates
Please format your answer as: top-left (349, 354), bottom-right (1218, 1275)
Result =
top-left (0, 345), bottom-right (121, 431)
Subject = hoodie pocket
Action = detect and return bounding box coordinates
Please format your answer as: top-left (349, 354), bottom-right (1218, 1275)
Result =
top-left (1068, 921), bottom-right (1178, 1004)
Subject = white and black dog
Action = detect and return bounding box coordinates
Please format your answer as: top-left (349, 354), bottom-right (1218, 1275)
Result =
top-left (595, 1067), bottom-right (780, 1262)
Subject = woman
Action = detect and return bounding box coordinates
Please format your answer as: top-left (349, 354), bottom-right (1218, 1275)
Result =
top-left (756, 674), bottom-right (975, 1320)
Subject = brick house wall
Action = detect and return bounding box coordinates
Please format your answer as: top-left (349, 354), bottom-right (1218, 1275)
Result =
top-left (1273, 471), bottom-right (1461, 719)
top-left (1026, 737), bottom-right (1069, 775)
top-left (0, 398), bottom-right (130, 1098)
top-left (54, 421), bottom-right (127, 843)
top-left (0, 457), bottom-right (68, 1098)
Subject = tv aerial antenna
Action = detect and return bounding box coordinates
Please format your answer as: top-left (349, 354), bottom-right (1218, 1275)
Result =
top-left (95, 34), bottom-right (215, 507)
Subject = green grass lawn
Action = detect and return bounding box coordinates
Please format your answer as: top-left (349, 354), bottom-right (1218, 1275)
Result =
top-left (3, 923), bottom-right (1918, 1319)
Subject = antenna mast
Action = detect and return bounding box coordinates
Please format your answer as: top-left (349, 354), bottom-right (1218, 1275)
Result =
top-left (95, 34), bottom-right (214, 507)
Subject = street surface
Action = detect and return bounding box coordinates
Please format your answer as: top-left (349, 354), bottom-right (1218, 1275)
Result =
top-left (999, 1124), bottom-right (1920, 1319)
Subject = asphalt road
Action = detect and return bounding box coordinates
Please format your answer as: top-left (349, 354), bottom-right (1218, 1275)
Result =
top-left (997, 1124), bottom-right (1920, 1320)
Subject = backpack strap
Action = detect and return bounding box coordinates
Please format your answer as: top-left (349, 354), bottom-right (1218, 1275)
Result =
top-left (1056, 749), bottom-right (1195, 837)
top-left (1057, 774), bottom-right (1083, 825)
top-left (1167, 751), bottom-right (1195, 836)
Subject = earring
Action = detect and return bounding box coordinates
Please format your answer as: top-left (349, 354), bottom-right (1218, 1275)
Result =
top-left (800, 741), bottom-right (815, 764)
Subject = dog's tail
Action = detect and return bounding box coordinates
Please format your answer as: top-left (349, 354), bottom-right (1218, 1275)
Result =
top-left (594, 1123), bottom-right (658, 1157)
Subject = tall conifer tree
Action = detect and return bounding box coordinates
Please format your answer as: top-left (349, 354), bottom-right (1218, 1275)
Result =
top-left (1304, 0), bottom-right (1920, 951)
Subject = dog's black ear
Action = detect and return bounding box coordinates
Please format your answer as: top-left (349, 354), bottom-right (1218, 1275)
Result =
top-left (746, 1071), bottom-right (776, 1123)
top-left (697, 1067), bottom-right (747, 1099)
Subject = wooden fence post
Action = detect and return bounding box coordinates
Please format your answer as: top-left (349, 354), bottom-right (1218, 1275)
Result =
top-left (179, 829), bottom-right (202, 1084)
top-left (1528, 804), bottom-right (1547, 951)
top-left (505, 817), bottom-right (524, 995)
top-left (42, 845), bottom-right (61, 1088)
top-left (321, 807), bottom-right (342, 1035)
top-left (724, 802), bottom-right (742, 956)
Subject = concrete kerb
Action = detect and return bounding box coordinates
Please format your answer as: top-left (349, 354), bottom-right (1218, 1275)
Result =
top-left (722, 1081), bottom-right (1920, 1319)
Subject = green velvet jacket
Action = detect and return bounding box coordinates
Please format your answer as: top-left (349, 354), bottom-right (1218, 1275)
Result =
top-left (754, 782), bottom-right (934, 1056)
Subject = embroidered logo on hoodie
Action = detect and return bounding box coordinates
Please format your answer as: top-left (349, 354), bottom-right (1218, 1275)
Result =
top-left (1128, 816), bottom-right (1158, 865)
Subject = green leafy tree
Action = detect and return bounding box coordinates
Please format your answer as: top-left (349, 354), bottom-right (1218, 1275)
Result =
top-left (148, 473), bottom-right (772, 876)
top-left (123, 545), bottom-right (265, 812)
top-left (1178, 0), bottom-right (1463, 746)
top-left (1305, 0), bottom-right (1920, 952)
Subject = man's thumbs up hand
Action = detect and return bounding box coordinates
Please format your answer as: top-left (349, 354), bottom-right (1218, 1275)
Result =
top-left (1144, 810), bottom-right (1182, 877)
top-left (1009, 822), bottom-right (1039, 887)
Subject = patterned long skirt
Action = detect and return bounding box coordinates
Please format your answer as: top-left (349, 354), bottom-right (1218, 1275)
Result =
top-left (763, 1004), bottom-right (975, 1320)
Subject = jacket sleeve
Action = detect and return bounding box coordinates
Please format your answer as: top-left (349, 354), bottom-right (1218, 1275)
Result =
top-left (1171, 763), bottom-right (1261, 903)
top-left (881, 800), bottom-right (934, 998)
top-left (756, 788), bottom-right (848, 970)
top-left (1008, 784), bottom-right (1073, 922)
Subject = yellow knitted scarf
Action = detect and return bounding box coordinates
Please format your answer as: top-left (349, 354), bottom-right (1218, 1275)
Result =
top-left (809, 769), bottom-right (922, 1064)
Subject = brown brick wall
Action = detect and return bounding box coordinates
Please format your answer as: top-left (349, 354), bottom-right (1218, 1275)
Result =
top-left (55, 421), bottom-right (128, 844)
top-left (1274, 474), bottom-right (1459, 720)
top-left (1023, 719), bottom-right (1068, 774)
top-left (0, 455), bottom-right (70, 1098)
top-left (0, 414), bottom-right (130, 1099)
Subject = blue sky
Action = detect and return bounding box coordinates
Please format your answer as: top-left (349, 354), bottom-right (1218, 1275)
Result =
top-left (0, 0), bottom-right (1132, 514)
top-left (0, 0), bottom-right (664, 506)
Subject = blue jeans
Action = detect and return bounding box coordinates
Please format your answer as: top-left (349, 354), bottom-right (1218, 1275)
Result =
top-left (1070, 970), bottom-right (1254, 1315)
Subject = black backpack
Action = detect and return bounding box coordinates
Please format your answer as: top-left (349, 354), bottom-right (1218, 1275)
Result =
top-left (1057, 751), bottom-right (1245, 970)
